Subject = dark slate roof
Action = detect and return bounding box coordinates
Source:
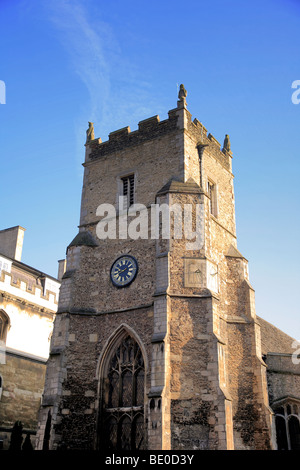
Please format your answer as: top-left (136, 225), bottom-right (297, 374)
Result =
top-left (157, 177), bottom-right (203, 196)
top-left (226, 244), bottom-right (247, 260)
top-left (258, 316), bottom-right (296, 355)
top-left (68, 231), bottom-right (98, 249)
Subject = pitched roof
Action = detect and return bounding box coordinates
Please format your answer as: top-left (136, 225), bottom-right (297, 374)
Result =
top-left (226, 244), bottom-right (247, 260)
top-left (68, 231), bottom-right (98, 249)
top-left (258, 316), bottom-right (296, 355)
top-left (156, 177), bottom-right (203, 196)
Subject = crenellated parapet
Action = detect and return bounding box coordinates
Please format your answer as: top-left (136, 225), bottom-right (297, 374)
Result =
top-left (86, 111), bottom-right (179, 161)
top-left (188, 117), bottom-right (233, 172)
top-left (85, 92), bottom-right (233, 174)
top-left (0, 265), bottom-right (60, 312)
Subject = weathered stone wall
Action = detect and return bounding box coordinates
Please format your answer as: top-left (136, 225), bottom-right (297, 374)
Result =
top-left (265, 354), bottom-right (300, 406)
top-left (80, 111), bottom-right (185, 230)
top-left (186, 117), bottom-right (235, 237)
top-left (0, 352), bottom-right (46, 449)
top-left (168, 296), bottom-right (219, 450)
top-left (69, 240), bottom-right (156, 313)
top-left (45, 309), bottom-right (153, 450)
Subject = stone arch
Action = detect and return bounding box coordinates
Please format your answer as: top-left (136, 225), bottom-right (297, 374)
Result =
top-left (96, 323), bottom-right (148, 381)
top-left (96, 324), bottom-right (148, 451)
top-left (273, 398), bottom-right (300, 450)
top-left (0, 309), bottom-right (10, 344)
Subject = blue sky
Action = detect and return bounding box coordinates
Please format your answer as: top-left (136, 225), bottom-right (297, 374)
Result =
top-left (0, 0), bottom-right (299, 339)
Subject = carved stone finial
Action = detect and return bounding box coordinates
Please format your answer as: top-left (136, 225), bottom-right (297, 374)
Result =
top-left (178, 84), bottom-right (187, 101)
top-left (86, 122), bottom-right (95, 144)
top-left (223, 134), bottom-right (231, 152)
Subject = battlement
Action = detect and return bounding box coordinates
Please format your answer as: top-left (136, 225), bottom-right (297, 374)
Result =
top-left (109, 126), bottom-right (131, 141)
top-left (0, 260), bottom-right (60, 312)
top-left (189, 116), bottom-right (233, 172)
top-left (208, 133), bottom-right (221, 148)
top-left (192, 118), bottom-right (208, 136)
top-left (87, 110), bottom-right (179, 161)
top-left (86, 87), bottom-right (233, 172)
top-left (138, 115), bottom-right (160, 130)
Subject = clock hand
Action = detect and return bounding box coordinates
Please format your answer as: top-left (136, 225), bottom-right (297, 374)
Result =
top-left (118, 267), bottom-right (128, 273)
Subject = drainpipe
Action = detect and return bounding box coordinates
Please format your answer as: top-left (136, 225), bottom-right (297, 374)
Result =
top-left (196, 143), bottom-right (208, 190)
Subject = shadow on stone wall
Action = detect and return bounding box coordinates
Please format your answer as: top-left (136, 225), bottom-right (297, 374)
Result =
top-left (0, 421), bottom-right (34, 451)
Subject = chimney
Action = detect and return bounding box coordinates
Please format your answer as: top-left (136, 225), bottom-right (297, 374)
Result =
top-left (57, 259), bottom-right (66, 282)
top-left (0, 226), bottom-right (26, 261)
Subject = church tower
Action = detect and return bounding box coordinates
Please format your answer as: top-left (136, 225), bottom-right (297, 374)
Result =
top-left (36, 86), bottom-right (275, 450)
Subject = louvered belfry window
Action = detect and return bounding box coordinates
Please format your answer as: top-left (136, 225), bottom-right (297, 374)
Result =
top-left (99, 335), bottom-right (146, 450)
top-left (207, 181), bottom-right (214, 214)
top-left (207, 180), bottom-right (217, 217)
top-left (121, 174), bottom-right (135, 208)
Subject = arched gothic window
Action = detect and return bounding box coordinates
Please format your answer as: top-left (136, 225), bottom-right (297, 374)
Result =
top-left (0, 310), bottom-right (10, 345)
top-left (273, 400), bottom-right (300, 450)
top-left (98, 334), bottom-right (146, 451)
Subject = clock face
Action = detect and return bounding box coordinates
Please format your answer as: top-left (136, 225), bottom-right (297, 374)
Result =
top-left (110, 255), bottom-right (138, 287)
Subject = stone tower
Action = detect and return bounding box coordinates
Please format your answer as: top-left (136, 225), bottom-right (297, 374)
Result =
top-left (36, 87), bottom-right (275, 450)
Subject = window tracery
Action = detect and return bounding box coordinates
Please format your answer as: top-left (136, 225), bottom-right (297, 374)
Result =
top-left (273, 401), bottom-right (300, 450)
top-left (99, 334), bottom-right (146, 451)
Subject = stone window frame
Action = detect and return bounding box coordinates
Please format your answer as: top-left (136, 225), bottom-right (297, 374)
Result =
top-left (207, 177), bottom-right (218, 218)
top-left (272, 398), bottom-right (300, 450)
top-left (0, 309), bottom-right (10, 345)
top-left (0, 258), bottom-right (11, 274)
top-left (96, 325), bottom-right (148, 451)
top-left (116, 171), bottom-right (137, 213)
